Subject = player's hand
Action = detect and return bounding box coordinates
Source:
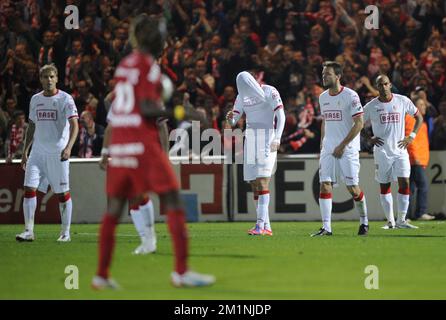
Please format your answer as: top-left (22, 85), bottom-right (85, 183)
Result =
top-left (369, 136), bottom-right (384, 147)
top-left (61, 147), bottom-right (71, 161)
top-left (333, 144), bottom-right (346, 159)
top-left (398, 136), bottom-right (414, 149)
top-left (270, 141), bottom-right (280, 152)
top-left (226, 110), bottom-right (234, 122)
top-left (21, 154), bottom-right (28, 171)
top-left (99, 155), bottom-right (109, 170)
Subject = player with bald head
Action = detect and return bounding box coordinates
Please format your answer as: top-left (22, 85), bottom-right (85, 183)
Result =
top-left (363, 74), bottom-right (424, 229)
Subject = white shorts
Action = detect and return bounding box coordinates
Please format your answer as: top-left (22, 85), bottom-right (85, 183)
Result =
top-left (374, 150), bottom-right (410, 183)
top-left (243, 134), bottom-right (277, 182)
top-left (24, 151), bottom-right (70, 194)
top-left (319, 150), bottom-right (360, 186)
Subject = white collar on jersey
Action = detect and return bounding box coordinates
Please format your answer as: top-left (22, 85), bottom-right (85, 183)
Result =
top-left (236, 71), bottom-right (266, 102)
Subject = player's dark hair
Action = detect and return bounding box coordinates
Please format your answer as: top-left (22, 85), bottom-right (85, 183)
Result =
top-left (323, 61), bottom-right (343, 77)
top-left (131, 14), bottom-right (165, 57)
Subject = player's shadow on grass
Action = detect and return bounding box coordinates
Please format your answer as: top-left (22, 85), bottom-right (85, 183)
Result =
top-left (153, 252), bottom-right (258, 259)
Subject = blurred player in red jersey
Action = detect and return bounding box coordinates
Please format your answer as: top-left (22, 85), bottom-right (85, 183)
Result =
top-left (92, 14), bottom-right (215, 289)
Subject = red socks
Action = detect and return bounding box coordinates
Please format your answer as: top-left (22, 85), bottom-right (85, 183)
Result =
top-left (167, 209), bottom-right (188, 275)
top-left (97, 214), bottom-right (118, 279)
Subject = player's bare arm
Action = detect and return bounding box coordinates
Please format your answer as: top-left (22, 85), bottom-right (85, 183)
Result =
top-left (21, 120), bottom-right (35, 170)
top-left (157, 120), bottom-right (170, 153)
top-left (398, 110), bottom-right (423, 149)
top-left (333, 115), bottom-right (364, 158)
top-left (61, 118), bottom-right (79, 161)
top-left (99, 125), bottom-right (111, 170)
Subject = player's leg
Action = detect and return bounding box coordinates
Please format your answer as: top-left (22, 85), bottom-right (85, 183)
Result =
top-left (92, 196), bottom-right (126, 290)
top-left (396, 177), bottom-right (418, 228)
top-left (257, 177), bottom-right (271, 234)
top-left (342, 151), bottom-right (368, 235)
top-left (394, 154), bottom-right (418, 228)
top-left (131, 194), bottom-right (156, 254)
top-left (17, 152), bottom-right (42, 241)
top-left (379, 183), bottom-right (395, 228)
top-left (160, 191), bottom-right (215, 287)
top-left (47, 155), bottom-right (72, 241)
top-left (247, 180), bottom-right (261, 234)
top-left (375, 152), bottom-right (395, 228)
top-left (312, 152), bottom-right (334, 236)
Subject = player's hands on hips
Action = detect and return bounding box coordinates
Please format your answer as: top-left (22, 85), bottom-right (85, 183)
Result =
top-left (370, 136), bottom-right (384, 147)
top-left (270, 141), bottom-right (280, 152)
top-left (333, 143), bottom-right (346, 158)
top-left (61, 147), bottom-right (71, 161)
top-left (21, 154), bottom-right (28, 171)
top-left (398, 136), bottom-right (414, 149)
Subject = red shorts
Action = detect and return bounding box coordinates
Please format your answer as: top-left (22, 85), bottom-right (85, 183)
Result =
top-left (106, 142), bottom-right (179, 199)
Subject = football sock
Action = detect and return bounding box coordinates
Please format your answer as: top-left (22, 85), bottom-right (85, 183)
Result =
top-left (97, 214), bottom-right (118, 279)
top-left (23, 190), bottom-right (37, 233)
top-left (130, 207), bottom-right (145, 238)
top-left (319, 193), bottom-right (332, 232)
top-left (140, 198), bottom-right (156, 245)
top-left (257, 191), bottom-right (270, 230)
top-left (167, 208), bottom-right (188, 275)
top-left (397, 187), bottom-right (410, 223)
top-left (380, 185), bottom-right (395, 225)
top-left (354, 191), bottom-right (368, 225)
top-left (58, 193), bottom-right (72, 235)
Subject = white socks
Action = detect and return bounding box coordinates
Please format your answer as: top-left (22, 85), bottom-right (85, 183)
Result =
top-left (23, 195), bottom-right (37, 233)
top-left (397, 188), bottom-right (410, 223)
top-left (319, 193), bottom-right (332, 232)
top-left (354, 192), bottom-right (368, 225)
top-left (131, 198), bottom-right (156, 244)
top-left (257, 192), bottom-right (270, 230)
top-left (59, 196), bottom-right (72, 235)
top-left (130, 209), bottom-right (145, 238)
top-left (380, 193), bottom-right (395, 225)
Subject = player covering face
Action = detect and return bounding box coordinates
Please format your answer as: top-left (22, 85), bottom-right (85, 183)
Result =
top-left (227, 71), bottom-right (285, 236)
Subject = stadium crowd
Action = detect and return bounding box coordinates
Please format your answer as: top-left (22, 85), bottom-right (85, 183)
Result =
top-left (0, 0), bottom-right (445, 161)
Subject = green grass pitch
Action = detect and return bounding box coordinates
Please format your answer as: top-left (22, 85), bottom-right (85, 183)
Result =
top-left (1, 221), bottom-right (446, 300)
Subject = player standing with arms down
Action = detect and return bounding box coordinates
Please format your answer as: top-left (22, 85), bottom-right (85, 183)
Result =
top-left (226, 71), bottom-right (285, 236)
top-left (16, 64), bottom-right (79, 242)
top-left (363, 75), bottom-right (423, 229)
top-left (312, 61), bottom-right (369, 236)
top-left (92, 14), bottom-right (215, 289)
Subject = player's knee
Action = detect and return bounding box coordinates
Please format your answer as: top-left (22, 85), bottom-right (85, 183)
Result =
top-left (347, 185), bottom-right (361, 198)
top-left (320, 182), bottom-right (332, 193)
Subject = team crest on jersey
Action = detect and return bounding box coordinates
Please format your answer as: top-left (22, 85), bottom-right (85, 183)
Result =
top-left (37, 109), bottom-right (57, 121)
top-left (380, 112), bottom-right (399, 124)
top-left (323, 110), bottom-right (342, 121)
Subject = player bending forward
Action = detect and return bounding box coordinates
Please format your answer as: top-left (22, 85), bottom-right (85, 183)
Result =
top-left (227, 71), bottom-right (285, 236)
top-left (92, 14), bottom-right (215, 289)
top-left (312, 61), bottom-right (369, 237)
top-left (363, 75), bottom-right (423, 229)
top-left (16, 64), bottom-right (79, 242)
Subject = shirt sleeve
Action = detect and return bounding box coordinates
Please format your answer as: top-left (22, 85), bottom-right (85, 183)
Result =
top-left (405, 97), bottom-right (418, 116)
top-left (270, 87), bottom-right (283, 112)
top-left (65, 94), bottom-right (79, 120)
top-left (231, 94), bottom-right (244, 123)
top-left (29, 96), bottom-right (37, 122)
top-left (350, 92), bottom-right (363, 118)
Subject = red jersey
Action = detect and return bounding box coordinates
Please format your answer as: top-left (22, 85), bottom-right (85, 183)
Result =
top-left (107, 50), bottom-right (178, 198)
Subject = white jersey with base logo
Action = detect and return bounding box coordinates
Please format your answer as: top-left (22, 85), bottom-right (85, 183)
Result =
top-left (363, 94), bottom-right (418, 157)
top-left (29, 90), bottom-right (78, 155)
top-left (319, 86), bottom-right (363, 154)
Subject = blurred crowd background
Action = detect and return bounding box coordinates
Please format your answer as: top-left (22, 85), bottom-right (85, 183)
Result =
top-left (1, 0), bottom-right (445, 161)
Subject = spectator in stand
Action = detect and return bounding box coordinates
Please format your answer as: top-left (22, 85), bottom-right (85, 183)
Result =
top-left (5, 110), bottom-right (27, 163)
top-left (72, 79), bottom-right (99, 119)
top-left (73, 110), bottom-right (104, 158)
top-left (405, 98), bottom-right (434, 221)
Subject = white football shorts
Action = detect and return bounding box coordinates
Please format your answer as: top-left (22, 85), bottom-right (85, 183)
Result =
top-left (319, 149), bottom-right (360, 186)
top-left (24, 151), bottom-right (70, 194)
top-left (374, 149), bottom-right (410, 183)
top-left (243, 132), bottom-right (277, 182)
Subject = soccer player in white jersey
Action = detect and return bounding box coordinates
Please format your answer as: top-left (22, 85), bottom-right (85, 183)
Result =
top-left (226, 71), bottom-right (285, 236)
top-left (312, 61), bottom-right (369, 236)
top-left (363, 75), bottom-right (423, 229)
top-left (16, 64), bottom-right (79, 242)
